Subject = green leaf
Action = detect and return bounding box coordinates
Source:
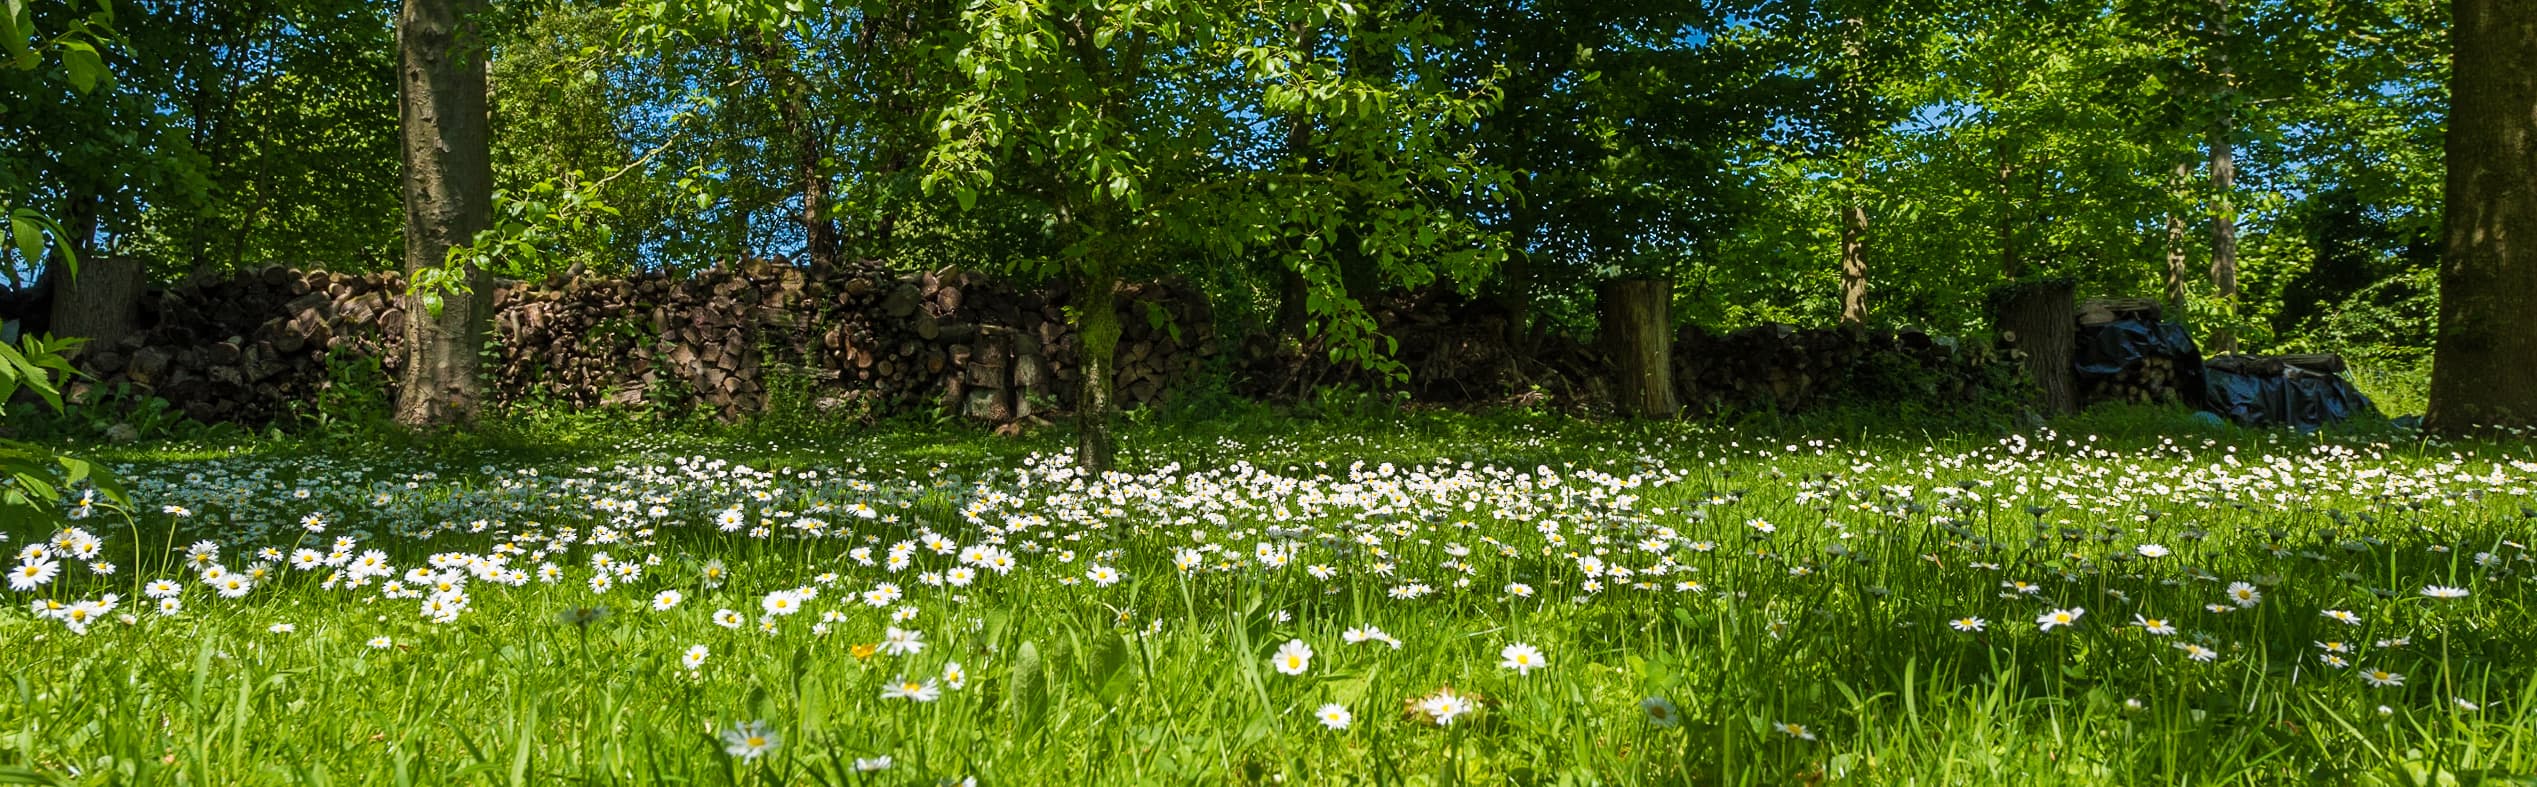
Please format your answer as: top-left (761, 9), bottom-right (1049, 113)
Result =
top-left (0, 764), bottom-right (69, 786)
top-left (0, 2), bottom-right (29, 68)
top-left (60, 40), bottom-right (102, 92)
top-left (1010, 640), bottom-right (1047, 733)
top-left (8, 210), bottom-right (47, 271)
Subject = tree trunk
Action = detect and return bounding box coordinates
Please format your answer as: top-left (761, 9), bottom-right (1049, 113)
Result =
top-left (798, 138), bottom-right (836, 269)
top-left (1836, 15), bottom-right (1870, 327)
top-left (1598, 277), bottom-right (1676, 418)
top-left (1272, 266), bottom-right (1309, 343)
top-left (2426, 0), bottom-right (2537, 433)
top-left (2165, 162), bottom-right (2191, 311)
top-left (48, 255), bottom-right (143, 350)
top-left (1499, 244), bottom-right (1533, 349)
top-left (1998, 158), bottom-right (2019, 279)
top-left (1994, 278), bottom-right (2077, 415)
top-left (1074, 263), bottom-right (1120, 472)
top-left (1272, 21), bottom-right (1314, 346)
top-left (747, 31), bottom-right (837, 270)
top-left (394, 0), bottom-right (495, 428)
top-left (1496, 170), bottom-right (1537, 349)
top-left (2205, 0), bottom-right (2240, 354)
top-left (1839, 200), bottom-right (1869, 325)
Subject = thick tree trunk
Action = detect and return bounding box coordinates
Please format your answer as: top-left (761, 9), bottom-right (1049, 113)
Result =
top-left (1499, 244), bottom-right (1533, 348)
top-left (2205, 0), bottom-right (2240, 354)
top-left (1496, 171), bottom-right (1537, 349)
top-left (1994, 279), bottom-right (2077, 415)
top-left (48, 255), bottom-right (143, 350)
top-left (2165, 162), bottom-right (2191, 311)
top-left (1839, 200), bottom-right (1869, 325)
top-left (1272, 266), bottom-right (1309, 343)
top-left (394, 0), bottom-right (495, 428)
top-left (2426, 0), bottom-right (2537, 433)
top-left (1074, 264), bottom-right (1120, 472)
top-left (798, 141), bottom-right (836, 269)
top-left (1598, 277), bottom-right (1676, 418)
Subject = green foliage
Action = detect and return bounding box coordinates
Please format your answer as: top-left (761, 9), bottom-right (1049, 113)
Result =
top-left (0, 332), bottom-right (121, 527)
top-left (2, 0), bottom-right (2464, 406)
top-left (0, 4), bottom-right (125, 531)
top-left (289, 345), bottom-right (398, 437)
top-left (920, 0), bottom-right (1508, 378)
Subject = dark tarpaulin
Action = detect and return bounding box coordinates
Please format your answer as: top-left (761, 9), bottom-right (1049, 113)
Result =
top-left (2071, 319), bottom-right (2377, 429)
top-left (2201, 365), bottom-right (2379, 431)
top-left (2073, 319), bottom-right (2206, 409)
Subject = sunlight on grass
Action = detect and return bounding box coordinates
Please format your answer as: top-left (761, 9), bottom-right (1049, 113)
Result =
top-left (5, 417), bottom-right (2533, 784)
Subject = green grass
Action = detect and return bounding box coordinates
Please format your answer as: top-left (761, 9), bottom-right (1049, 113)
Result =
top-left (5, 409), bottom-right (2535, 785)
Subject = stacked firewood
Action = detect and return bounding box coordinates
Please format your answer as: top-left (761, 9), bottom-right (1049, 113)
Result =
top-left (1234, 287), bottom-right (2014, 415)
top-left (1234, 287), bottom-right (1612, 408)
top-left (2084, 355), bottom-right (2190, 405)
top-left (57, 261), bottom-right (1215, 424)
top-left (1673, 324), bottom-right (2008, 413)
top-left (65, 266), bottom-right (393, 423)
top-left (2072, 299), bottom-right (2199, 407)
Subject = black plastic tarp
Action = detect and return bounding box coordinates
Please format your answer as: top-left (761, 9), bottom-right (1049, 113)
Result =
top-left (2073, 318), bottom-right (2206, 409)
top-left (2201, 365), bottom-right (2378, 431)
top-left (2071, 318), bottom-right (2377, 429)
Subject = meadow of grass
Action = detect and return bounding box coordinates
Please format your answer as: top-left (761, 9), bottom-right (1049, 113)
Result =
top-left (4, 405), bottom-right (2534, 785)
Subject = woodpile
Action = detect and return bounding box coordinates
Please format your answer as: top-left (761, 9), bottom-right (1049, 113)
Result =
top-left (1235, 287), bottom-right (2017, 416)
top-left (1235, 287), bottom-right (1611, 408)
top-left (1673, 324), bottom-right (2010, 414)
top-left (2071, 299), bottom-right (2203, 407)
top-left (2076, 297), bottom-right (2163, 327)
top-left (43, 261), bottom-right (1215, 425)
top-left (2082, 355), bottom-right (2192, 405)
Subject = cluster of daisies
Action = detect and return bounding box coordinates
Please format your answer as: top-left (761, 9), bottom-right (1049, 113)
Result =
top-left (0, 429), bottom-right (2527, 751)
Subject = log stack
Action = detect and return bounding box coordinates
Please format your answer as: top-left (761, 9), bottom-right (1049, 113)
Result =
top-left (2072, 299), bottom-right (2200, 407)
top-left (48, 261), bottom-right (1215, 425)
top-left (2083, 355), bottom-right (2190, 405)
top-left (1234, 287), bottom-right (1611, 408)
top-left (1672, 323), bottom-right (2009, 414)
top-left (1234, 287), bottom-right (2016, 416)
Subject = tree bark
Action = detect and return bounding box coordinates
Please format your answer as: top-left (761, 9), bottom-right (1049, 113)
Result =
top-left (2426, 0), bottom-right (2537, 433)
top-left (1836, 15), bottom-right (1870, 327)
top-left (1994, 279), bottom-right (2077, 415)
top-left (746, 30), bottom-right (837, 270)
top-left (2205, 0), bottom-right (2240, 353)
top-left (394, 0), bottom-right (495, 428)
top-left (1598, 277), bottom-right (1676, 418)
top-left (2165, 162), bottom-right (2191, 311)
top-left (1839, 200), bottom-right (1869, 325)
top-left (1496, 170), bottom-right (1537, 349)
top-left (1998, 157), bottom-right (2020, 279)
top-left (1272, 266), bottom-right (1309, 343)
top-left (1272, 20), bottom-right (1315, 346)
top-left (48, 255), bottom-right (143, 350)
top-left (1073, 263), bottom-right (1120, 472)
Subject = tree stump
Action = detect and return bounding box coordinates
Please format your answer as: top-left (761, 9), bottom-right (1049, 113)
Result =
top-left (1598, 277), bottom-right (1677, 418)
top-left (1991, 279), bottom-right (2077, 415)
top-left (49, 255), bottom-right (144, 351)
